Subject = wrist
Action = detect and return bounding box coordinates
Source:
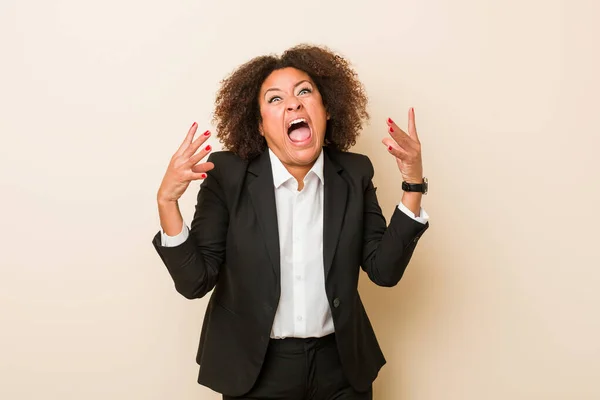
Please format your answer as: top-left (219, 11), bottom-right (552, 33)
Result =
top-left (157, 195), bottom-right (178, 207)
top-left (404, 176), bottom-right (424, 184)
top-left (402, 176), bottom-right (428, 195)
top-left (401, 192), bottom-right (422, 217)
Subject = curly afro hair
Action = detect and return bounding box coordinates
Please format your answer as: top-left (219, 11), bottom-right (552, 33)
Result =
top-left (212, 44), bottom-right (369, 160)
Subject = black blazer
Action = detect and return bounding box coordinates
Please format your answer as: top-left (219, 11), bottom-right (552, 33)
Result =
top-left (152, 147), bottom-right (429, 397)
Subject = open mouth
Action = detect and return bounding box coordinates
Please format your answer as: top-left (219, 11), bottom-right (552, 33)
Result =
top-left (287, 118), bottom-right (312, 144)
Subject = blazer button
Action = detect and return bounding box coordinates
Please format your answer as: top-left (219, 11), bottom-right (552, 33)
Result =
top-left (333, 298), bottom-right (340, 308)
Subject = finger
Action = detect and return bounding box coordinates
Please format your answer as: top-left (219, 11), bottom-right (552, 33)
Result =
top-left (385, 119), bottom-right (408, 141)
top-left (191, 161), bottom-right (215, 174)
top-left (189, 171), bottom-right (209, 181)
top-left (386, 117), bottom-right (406, 136)
top-left (387, 117), bottom-right (418, 148)
top-left (187, 144), bottom-right (213, 167)
top-left (407, 107), bottom-right (420, 142)
top-left (385, 118), bottom-right (412, 146)
top-left (175, 122), bottom-right (199, 156)
top-left (183, 129), bottom-right (211, 158)
top-left (382, 138), bottom-right (409, 159)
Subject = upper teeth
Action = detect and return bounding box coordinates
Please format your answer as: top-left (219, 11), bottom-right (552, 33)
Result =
top-left (288, 118), bottom-right (306, 128)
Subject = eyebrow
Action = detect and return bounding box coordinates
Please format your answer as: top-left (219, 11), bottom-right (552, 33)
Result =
top-left (263, 80), bottom-right (312, 97)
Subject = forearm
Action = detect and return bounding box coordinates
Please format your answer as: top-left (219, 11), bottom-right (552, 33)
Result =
top-left (157, 198), bottom-right (184, 236)
top-left (151, 231), bottom-right (216, 299)
top-left (153, 197), bottom-right (218, 299)
top-left (153, 157), bottom-right (228, 299)
top-left (362, 208), bottom-right (428, 286)
top-left (401, 191), bottom-right (423, 217)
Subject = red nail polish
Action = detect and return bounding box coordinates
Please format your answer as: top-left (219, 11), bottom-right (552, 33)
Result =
top-left (201, 173), bottom-right (207, 179)
top-left (191, 122), bottom-right (197, 128)
top-left (205, 145), bottom-right (211, 151)
top-left (388, 118), bottom-right (393, 124)
top-left (203, 130), bottom-right (210, 136)
top-left (389, 127), bottom-right (394, 133)
top-left (388, 146), bottom-right (393, 151)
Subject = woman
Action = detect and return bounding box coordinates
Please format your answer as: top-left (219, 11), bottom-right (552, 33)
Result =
top-left (153, 44), bottom-right (429, 400)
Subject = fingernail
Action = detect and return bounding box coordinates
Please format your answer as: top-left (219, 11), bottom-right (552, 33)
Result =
top-left (203, 130), bottom-right (210, 136)
top-left (389, 127), bottom-right (394, 133)
top-left (191, 122), bottom-right (197, 128)
top-left (201, 173), bottom-right (207, 179)
top-left (388, 118), bottom-right (393, 124)
top-left (205, 145), bottom-right (211, 151)
top-left (388, 146), bottom-right (393, 151)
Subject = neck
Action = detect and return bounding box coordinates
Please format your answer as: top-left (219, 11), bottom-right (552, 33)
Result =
top-left (284, 163), bottom-right (313, 191)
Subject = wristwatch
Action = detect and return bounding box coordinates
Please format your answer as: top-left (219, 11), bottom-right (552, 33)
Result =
top-left (402, 177), bottom-right (428, 194)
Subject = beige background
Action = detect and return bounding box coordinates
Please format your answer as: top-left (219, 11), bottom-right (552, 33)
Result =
top-left (1, 0), bottom-right (599, 399)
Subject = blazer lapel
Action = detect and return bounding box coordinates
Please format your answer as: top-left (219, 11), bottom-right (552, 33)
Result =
top-left (323, 149), bottom-right (348, 280)
top-left (248, 150), bottom-right (281, 281)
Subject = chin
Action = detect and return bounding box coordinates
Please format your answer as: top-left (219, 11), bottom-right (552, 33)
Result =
top-left (289, 150), bottom-right (320, 165)
top-left (285, 135), bottom-right (322, 164)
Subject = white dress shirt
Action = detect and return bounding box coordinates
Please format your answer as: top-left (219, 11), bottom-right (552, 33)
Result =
top-left (160, 149), bottom-right (429, 338)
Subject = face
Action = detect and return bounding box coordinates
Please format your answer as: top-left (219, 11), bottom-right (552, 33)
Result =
top-left (258, 67), bottom-right (328, 170)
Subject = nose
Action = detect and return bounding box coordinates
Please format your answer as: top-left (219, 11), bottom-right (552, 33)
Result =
top-left (286, 98), bottom-right (302, 111)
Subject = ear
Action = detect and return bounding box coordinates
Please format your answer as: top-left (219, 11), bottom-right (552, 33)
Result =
top-left (326, 110), bottom-right (331, 120)
top-left (258, 121), bottom-right (264, 136)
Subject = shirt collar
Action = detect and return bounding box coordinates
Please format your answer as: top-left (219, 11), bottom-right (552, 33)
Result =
top-left (268, 148), bottom-right (325, 189)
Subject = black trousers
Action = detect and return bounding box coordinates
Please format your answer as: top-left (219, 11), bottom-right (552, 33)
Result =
top-left (223, 334), bottom-right (373, 400)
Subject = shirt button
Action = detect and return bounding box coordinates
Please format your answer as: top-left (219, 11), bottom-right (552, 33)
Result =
top-left (297, 315), bottom-right (303, 321)
top-left (333, 298), bottom-right (340, 308)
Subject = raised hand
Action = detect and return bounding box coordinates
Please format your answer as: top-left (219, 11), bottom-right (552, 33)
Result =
top-left (157, 122), bottom-right (215, 204)
top-left (382, 108), bottom-right (423, 183)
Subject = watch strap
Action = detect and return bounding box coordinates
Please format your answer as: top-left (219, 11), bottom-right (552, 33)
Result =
top-left (402, 178), bottom-right (428, 194)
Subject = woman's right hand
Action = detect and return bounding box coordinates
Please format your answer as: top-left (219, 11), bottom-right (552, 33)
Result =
top-left (157, 122), bottom-right (215, 204)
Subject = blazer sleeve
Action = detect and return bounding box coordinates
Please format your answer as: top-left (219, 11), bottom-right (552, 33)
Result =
top-left (360, 156), bottom-right (429, 287)
top-left (151, 153), bottom-right (229, 299)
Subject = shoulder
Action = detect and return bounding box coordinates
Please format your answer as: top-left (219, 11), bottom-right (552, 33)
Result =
top-left (206, 150), bottom-right (248, 176)
top-left (207, 150), bottom-right (246, 168)
top-left (203, 151), bottom-right (248, 191)
top-left (324, 147), bottom-right (374, 179)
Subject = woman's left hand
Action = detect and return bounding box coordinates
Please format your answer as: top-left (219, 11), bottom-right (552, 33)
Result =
top-left (382, 107), bottom-right (424, 183)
